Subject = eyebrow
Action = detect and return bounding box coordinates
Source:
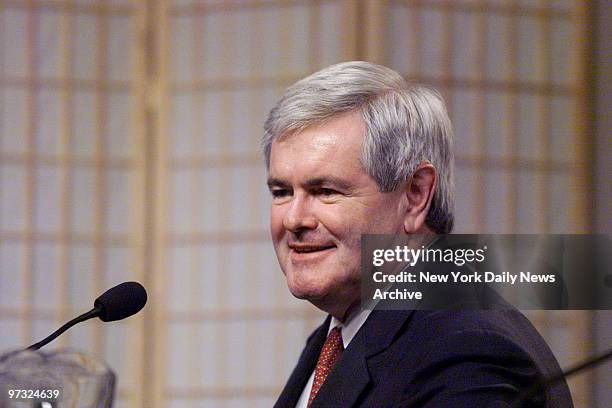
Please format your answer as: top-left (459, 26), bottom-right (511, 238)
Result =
top-left (267, 177), bottom-right (288, 189)
top-left (266, 176), bottom-right (353, 191)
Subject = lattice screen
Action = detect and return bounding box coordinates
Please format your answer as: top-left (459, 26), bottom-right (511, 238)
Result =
top-left (0, 1), bottom-right (593, 407)
top-left (0, 1), bottom-right (143, 407)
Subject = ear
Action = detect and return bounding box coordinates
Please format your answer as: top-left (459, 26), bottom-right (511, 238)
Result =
top-left (403, 162), bottom-right (437, 234)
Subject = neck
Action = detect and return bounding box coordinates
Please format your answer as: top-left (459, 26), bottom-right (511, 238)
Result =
top-left (338, 299), bottom-right (361, 322)
top-left (321, 297), bottom-right (360, 323)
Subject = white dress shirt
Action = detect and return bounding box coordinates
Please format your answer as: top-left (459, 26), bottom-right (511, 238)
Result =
top-left (295, 307), bottom-right (372, 408)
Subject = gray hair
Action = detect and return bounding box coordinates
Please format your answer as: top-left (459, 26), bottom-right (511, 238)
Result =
top-left (262, 61), bottom-right (454, 233)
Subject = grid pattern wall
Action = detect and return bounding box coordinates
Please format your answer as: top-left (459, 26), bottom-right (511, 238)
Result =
top-left (386, 0), bottom-right (587, 235)
top-left (0, 1), bottom-right (143, 407)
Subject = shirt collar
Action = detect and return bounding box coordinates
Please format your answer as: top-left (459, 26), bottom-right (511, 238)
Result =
top-left (328, 307), bottom-right (372, 349)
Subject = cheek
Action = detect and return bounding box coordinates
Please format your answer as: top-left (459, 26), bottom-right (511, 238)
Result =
top-left (270, 206), bottom-right (285, 240)
top-left (327, 203), bottom-right (400, 242)
top-left (319, 206), bottom-right (365, 247)
top-left (363, 199), bottom-right (403, 233)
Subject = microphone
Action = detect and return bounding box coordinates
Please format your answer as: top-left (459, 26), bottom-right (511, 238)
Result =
top-left (94, 281), bottom-right (148, 322)
top-left (27, 281), bottom-right (147, 351)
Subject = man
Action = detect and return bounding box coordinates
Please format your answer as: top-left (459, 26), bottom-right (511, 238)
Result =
top-left (262, 61), bottom-right (572, 407)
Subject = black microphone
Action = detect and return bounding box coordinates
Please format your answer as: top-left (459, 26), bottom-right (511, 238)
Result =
top-left (27, 281), bottom-right (147, 351)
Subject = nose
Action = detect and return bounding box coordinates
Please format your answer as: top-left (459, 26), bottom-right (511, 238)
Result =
top-left (283, 193), bottom-right (318, 232)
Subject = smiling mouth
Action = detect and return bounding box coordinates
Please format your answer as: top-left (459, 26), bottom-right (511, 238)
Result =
top-left (290, 245), bottom-right (336, 254)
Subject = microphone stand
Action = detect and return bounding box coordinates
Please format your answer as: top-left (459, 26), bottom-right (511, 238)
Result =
top-left (512, 346), bottom-right (612, 407)
top-left (26, 307), bottom-right (101, 351)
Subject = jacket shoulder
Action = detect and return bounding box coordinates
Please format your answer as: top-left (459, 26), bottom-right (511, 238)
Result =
top-left (390, 310), bottom-right (573, 407)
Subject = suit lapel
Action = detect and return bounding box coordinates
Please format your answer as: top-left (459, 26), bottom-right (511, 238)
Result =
top-left (274, 317), bottom-right (331, 408)
top-left (310, 309), bottom-right (415, 408)
top-left (275, 309), bottom-right (416, 408)
top-left (362, 309), bottom-right (415, 358)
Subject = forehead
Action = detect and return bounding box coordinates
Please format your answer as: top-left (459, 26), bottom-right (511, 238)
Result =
top-left (269, 111), bottom-right (366, 175)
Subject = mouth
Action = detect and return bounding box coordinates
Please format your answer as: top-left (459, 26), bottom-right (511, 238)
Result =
top-left (289, 244), bottom-right (336, 257)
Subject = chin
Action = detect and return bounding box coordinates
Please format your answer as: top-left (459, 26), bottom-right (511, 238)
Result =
top-left (286, 272), bottom-right (330, 301)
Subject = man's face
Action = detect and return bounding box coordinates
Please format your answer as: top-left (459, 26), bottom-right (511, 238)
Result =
top-left (267, 111), bottom-right (407, 315)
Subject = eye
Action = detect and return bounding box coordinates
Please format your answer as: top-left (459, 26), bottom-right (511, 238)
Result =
top-left (317, 188), bottom-right (339, 197)
top-left (270, 188), bottom-right (290, 199)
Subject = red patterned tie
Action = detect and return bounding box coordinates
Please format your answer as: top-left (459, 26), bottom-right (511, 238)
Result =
top-left (308, 326), bottom-right (344, 407)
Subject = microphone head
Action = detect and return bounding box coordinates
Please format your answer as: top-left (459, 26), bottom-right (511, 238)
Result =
top-left (94, 281), bottom-right (147, 322)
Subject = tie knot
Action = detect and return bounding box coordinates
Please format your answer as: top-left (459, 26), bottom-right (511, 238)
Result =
top-left (327, 326), bottom-right (343, 348)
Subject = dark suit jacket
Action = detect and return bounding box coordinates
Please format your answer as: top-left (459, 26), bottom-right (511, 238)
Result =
top-left (274, 306), bottom-right (573, 408)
